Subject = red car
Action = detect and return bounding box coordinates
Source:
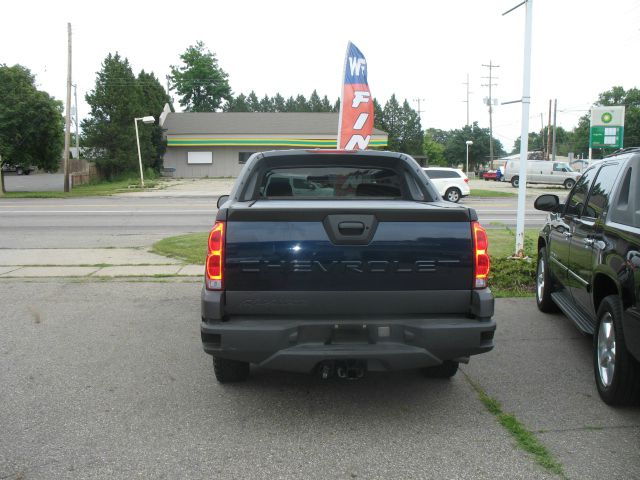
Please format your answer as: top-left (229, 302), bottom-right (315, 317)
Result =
top-left (482, 170), bottom-right (499, 181)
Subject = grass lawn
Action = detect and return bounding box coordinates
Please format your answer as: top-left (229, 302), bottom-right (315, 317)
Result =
top-left (152, 225), bottom-right (540, 297)
top-left (152, 232), bottom-right (209, 265)
top-left (1, 178), bottom-right (159, 198)
top-left (471, 189), bottom-right (516, 198)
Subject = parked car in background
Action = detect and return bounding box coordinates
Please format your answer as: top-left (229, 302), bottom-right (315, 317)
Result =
top-left (534, 147), bottom-right (640, 405)
top-left (422, 167), bottom-right (470, 202)
top-left (482, 168), bottom-right (503, 181)
top-left (503, 159), bottom-right (580, 188)
top-left (1, 163), bottom-right (34, 175)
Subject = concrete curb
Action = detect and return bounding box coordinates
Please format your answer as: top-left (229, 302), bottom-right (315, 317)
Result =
top-left (0, 264), bottom-right (203, 278)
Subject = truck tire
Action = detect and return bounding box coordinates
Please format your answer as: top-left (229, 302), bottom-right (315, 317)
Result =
top-left (444, 187), bottom-right (461, 203)
top-left (213, 357), bottom-right (250, 383)
top-left (593, 295), bottom-right (640, 405)
top-left (511, 176), bottom-right (519, 188)
top-left (536, 247), bottom-right (558, 312)
top-left (563, 178), bottom-right (575, 189)
top-left (421, 361), bottom-right (459, 378)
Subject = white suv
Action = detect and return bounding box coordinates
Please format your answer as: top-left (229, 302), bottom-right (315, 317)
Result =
top-left (422, 167), bottom-right (470, 202)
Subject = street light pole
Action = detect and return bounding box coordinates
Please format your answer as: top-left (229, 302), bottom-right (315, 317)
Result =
top-left (465, 140), bottom-right (473, 176)
top-left (134, 116), bottom-right (155, 188)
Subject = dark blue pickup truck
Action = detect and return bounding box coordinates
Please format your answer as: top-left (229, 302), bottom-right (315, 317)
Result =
top-left (201, 149), bottom-right (495, 382)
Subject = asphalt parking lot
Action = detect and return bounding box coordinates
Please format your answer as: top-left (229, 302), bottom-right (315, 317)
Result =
top-left (2, 173), bottom-right (64, 192)
top-left (1, 280), bottom-right (638, 479)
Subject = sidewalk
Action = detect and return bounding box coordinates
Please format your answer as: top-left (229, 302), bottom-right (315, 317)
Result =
top-left (116, 177), bottom-right (235, 198)
top-left (0, 248), bottom-right (202, 278)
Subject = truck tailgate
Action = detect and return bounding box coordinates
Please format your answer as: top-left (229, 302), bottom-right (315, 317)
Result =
top-left (223, 200), bottom-right (475, 315)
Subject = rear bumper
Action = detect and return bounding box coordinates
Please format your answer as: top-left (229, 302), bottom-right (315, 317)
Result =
top-left (201, 315), bottom-right (495, 373)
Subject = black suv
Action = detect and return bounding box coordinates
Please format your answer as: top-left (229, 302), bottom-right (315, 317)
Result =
top-left (534, 148), bottom-right (640, 405)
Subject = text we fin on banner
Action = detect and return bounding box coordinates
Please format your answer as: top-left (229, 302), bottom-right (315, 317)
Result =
top-left (337, 42), bottom-right (374, 150)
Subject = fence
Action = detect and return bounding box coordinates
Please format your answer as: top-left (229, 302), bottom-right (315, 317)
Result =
top-left (69, 160), bottom-right (99, 187)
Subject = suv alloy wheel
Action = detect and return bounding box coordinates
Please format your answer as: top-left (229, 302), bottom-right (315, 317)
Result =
top-left (594, 296), bottom-right (640, 405)
top-left (536, 247), bottom-right (558, 312)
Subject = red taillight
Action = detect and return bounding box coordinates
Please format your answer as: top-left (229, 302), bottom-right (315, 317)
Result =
top-left (472, 221), bottom-right (490, 289)
top-left (205, 221), bottom-right (225, 290)
top-left (464, 178), bottom-right (469, 183)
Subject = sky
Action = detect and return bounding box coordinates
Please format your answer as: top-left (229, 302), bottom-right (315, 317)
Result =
top-left (2, 0), bottom-right (640, 153)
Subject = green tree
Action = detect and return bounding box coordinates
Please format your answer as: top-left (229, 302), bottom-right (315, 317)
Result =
top-left (224, 93), bottom-right (250, 112)
top-left (513, 126), bottom-right (572, 157)
top-left (294, 94), bottom-right (309, 112)
top-left (247, 91), bottom-right (260, 112)
top-left (423, 130), bottom-right (446, 165)
top-left (443, 123), bottom-right (504, 171)
top-left (273, 93), bottom-right (286, 112)
top-left (321, 95), bottom-right (333, 112)
top-left (285, 96), bottom-right (296, 112)
top-left (0, 64), bottom-right (64, 173)
top-left (137, 70), bottom-right (170, 170)
top-left (308, 90), bottom-right (323, 112)
top-left (373, 99), bottom-right (384, 131)
top-left (83, 53), bottom-right (167, 178)
top-left (397, 100), bottom-right (423, 155)
top-left (170, 41), bottom-right (231, 112)
top-left (259, 94), bottom-right (274, 112)
top-left (380, 95), bottom-right (402, 151)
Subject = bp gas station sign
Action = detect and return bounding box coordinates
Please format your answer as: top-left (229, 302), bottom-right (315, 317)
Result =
top-left (590, 106), bottom-right (625, 148)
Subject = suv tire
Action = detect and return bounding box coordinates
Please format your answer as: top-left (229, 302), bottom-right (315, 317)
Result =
top-left (563, 178), bottom-right (575, 189)
top-left (593, 295), bottom-right (640, 405)
top-left (536, 247), bottom-right (559, 312)
top-left (444, 187), bottom-right (461, 203)
top-left (213, 356), bottom-right (250, 383)
top-left (421, 361), bottom-right (459, 378)
top-left (511, 176), bottom-right (519, 188)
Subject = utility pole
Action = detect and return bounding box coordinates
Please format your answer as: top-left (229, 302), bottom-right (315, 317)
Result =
top-left (463, 74), bottom-right (471, 126)
top-left (546, 99), bottom-right (552, 160)
top-left (540, 112), bottom-right (545, 154)
top-left (413, 97), bottom-right (425, 125)
top-left (482, 61), bottom-right (500, 164)
top-left (63, 23), bottom-right (72, 192)
top-left (552, 98), bottom-right (557, 161)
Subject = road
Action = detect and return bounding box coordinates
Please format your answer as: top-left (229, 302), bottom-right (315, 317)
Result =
top-left (1, 282), bottom-right (637, 479)
top-left (0, 196), bottom-right (217, 248)
top-left (0, 194), bottom-right (548, 249)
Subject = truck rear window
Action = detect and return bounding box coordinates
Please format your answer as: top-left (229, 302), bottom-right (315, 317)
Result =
top-left (258, 166), bottom-right (403, 198)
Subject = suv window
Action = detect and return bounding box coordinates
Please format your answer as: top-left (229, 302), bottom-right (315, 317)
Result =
top-left (424, 169), bottom-right (459, 179)
top-left (610, 163), bottom-right (640, 228)
top-left (583, 164), bottom-right (619, 219)
top-left (566, 167), bottom-right (598, 216)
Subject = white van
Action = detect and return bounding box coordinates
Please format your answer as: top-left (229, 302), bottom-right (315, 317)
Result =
top-left (502, 160), bottom-right (581, 189)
